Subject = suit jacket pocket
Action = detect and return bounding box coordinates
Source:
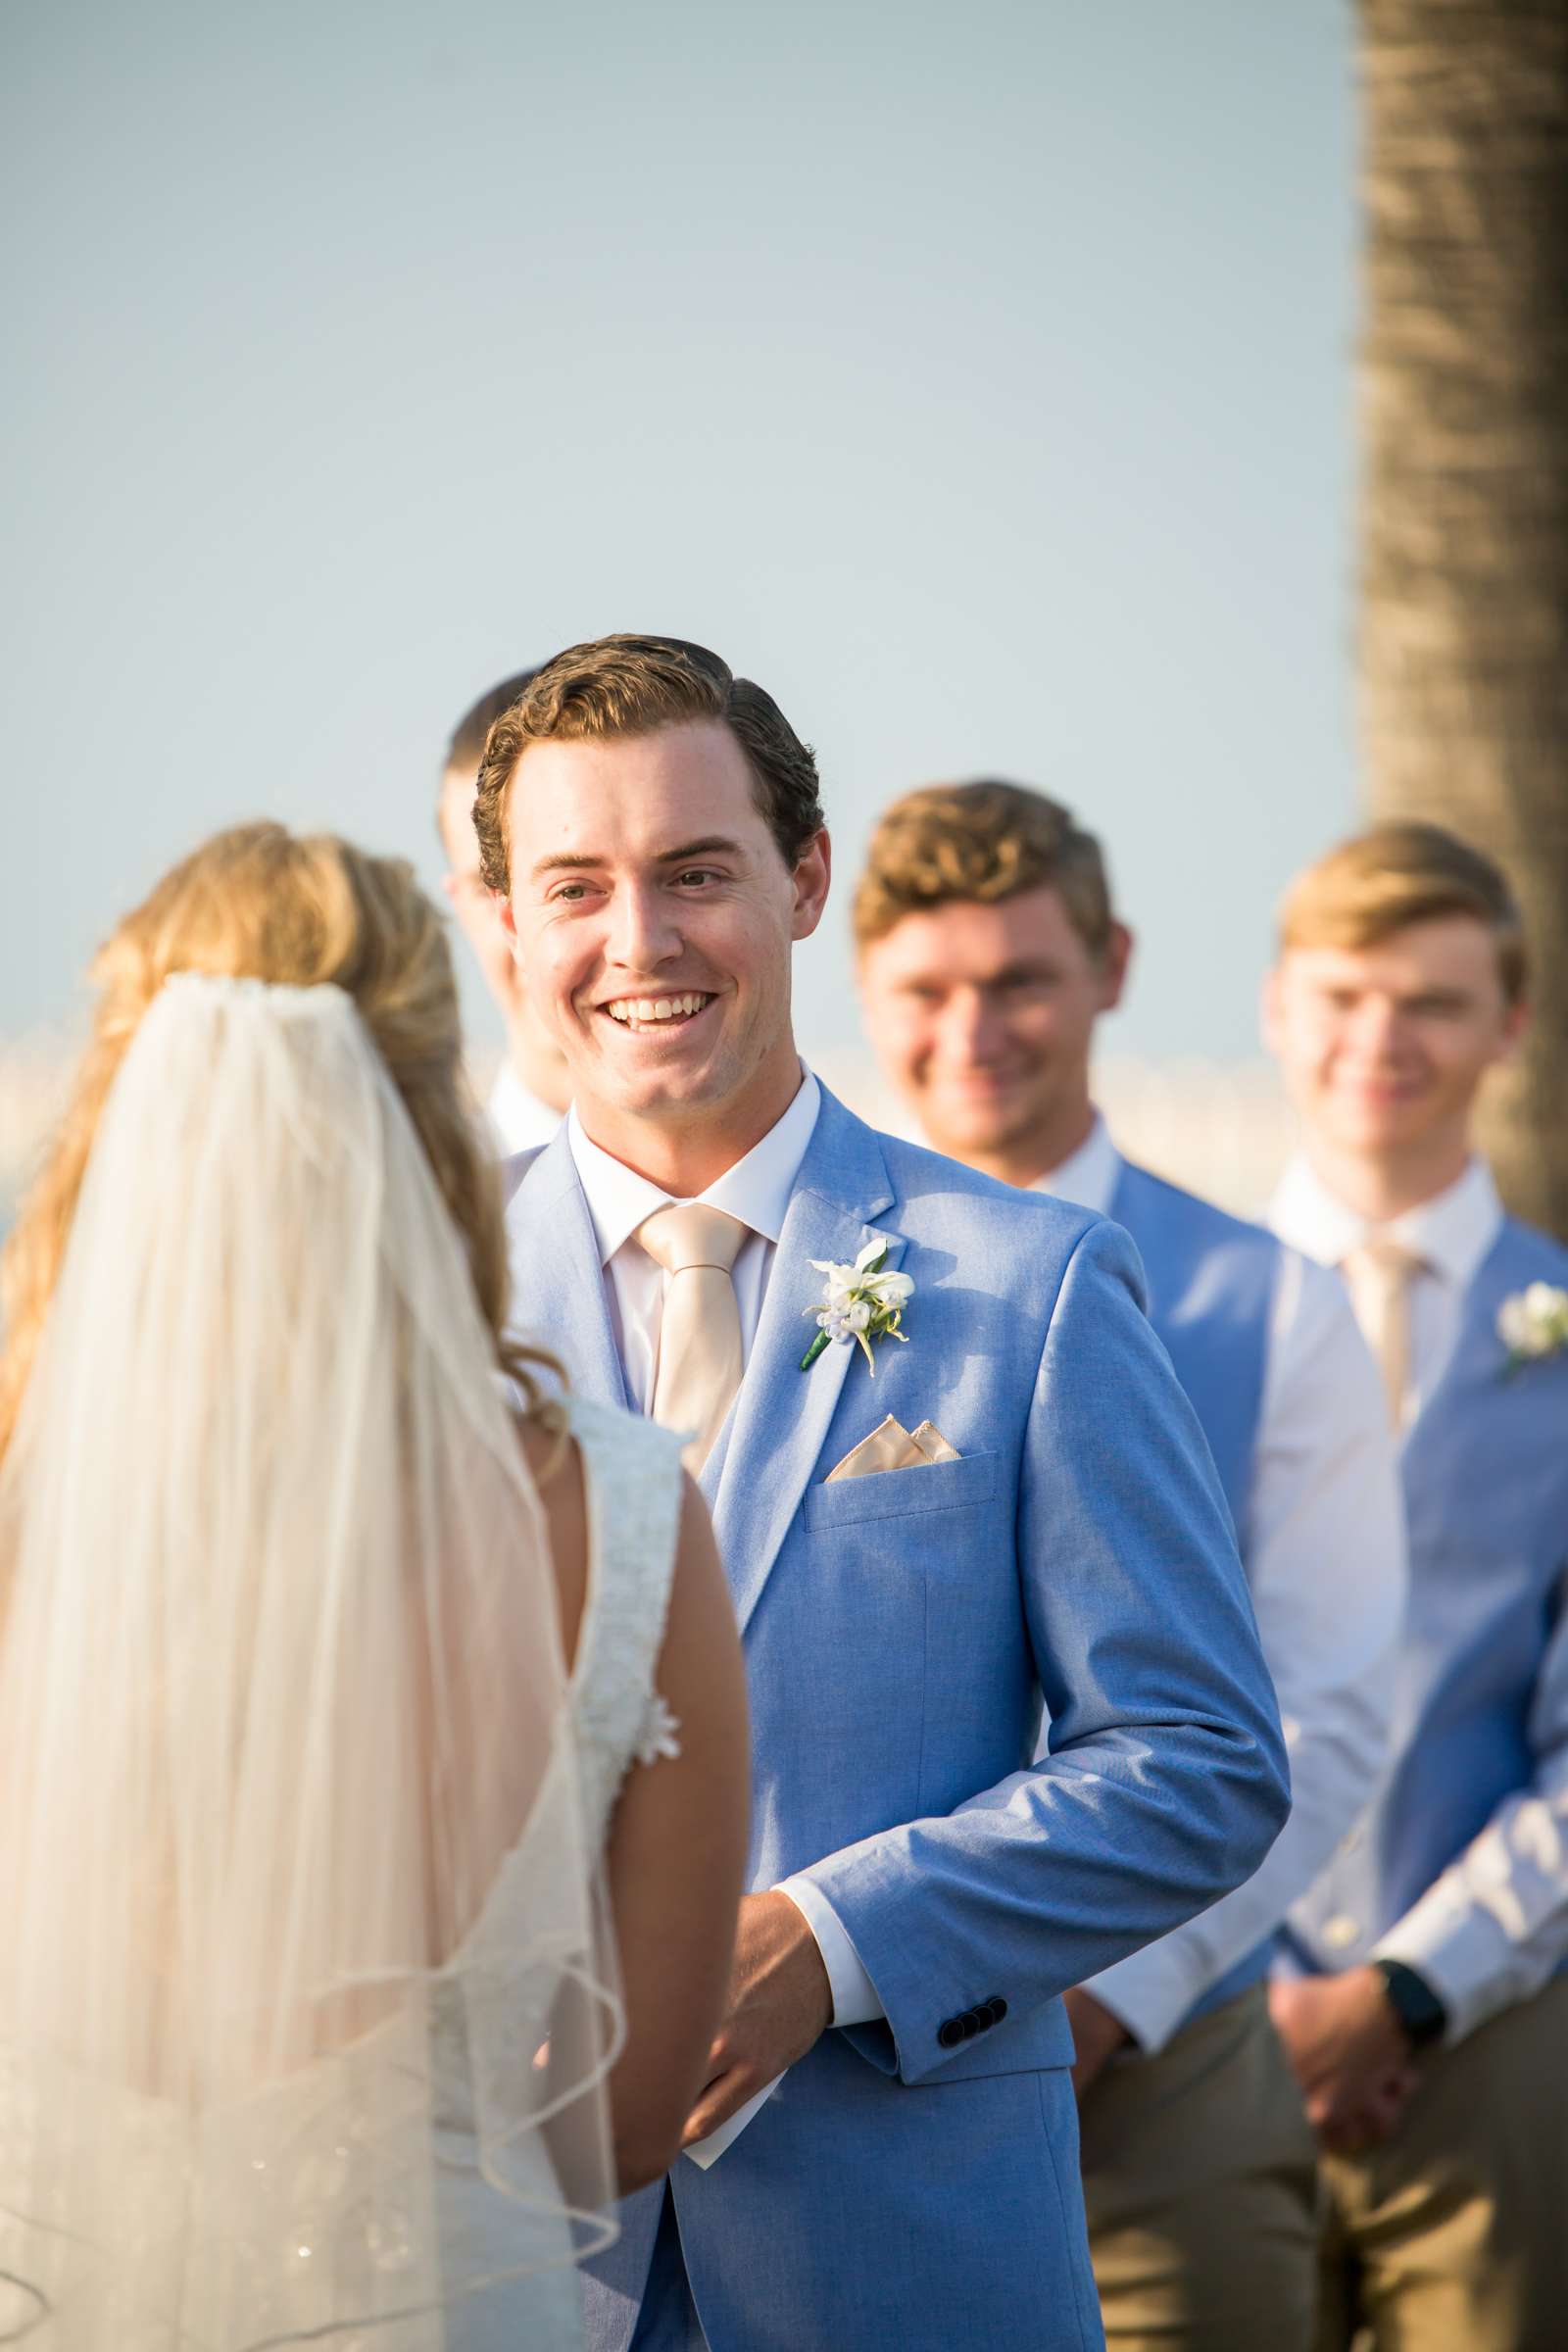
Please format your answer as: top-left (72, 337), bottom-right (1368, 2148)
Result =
top-left (803, 1448), bottom-right (1000, 1531)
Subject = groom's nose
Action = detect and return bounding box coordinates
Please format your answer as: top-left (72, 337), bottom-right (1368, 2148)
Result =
top-left (605, 876), bottom-right (683, 972)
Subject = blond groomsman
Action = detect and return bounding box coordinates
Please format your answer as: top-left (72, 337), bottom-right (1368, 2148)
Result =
top-left (854, 781), bottom-right (1405, 2352)
top-left (1265, 822), bottom-right (1568, 2352)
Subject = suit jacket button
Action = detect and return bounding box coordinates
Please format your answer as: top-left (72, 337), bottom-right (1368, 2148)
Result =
top-left (958, 2010), bottom-right (980, 2038)
top-left (984, 1996), bottom-right (1007, 2027)
top-left (938, 2018), bottom-right (966, 2049)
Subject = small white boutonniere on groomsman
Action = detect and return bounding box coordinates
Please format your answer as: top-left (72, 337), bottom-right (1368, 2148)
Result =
top-left (801, 1243), bottom-right (914, 1373)
top-left (1497, 1282), bottom-right (1568, 1376)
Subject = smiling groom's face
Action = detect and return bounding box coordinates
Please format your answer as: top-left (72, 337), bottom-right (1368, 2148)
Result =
top-left (500, 718), bottom-right (830, 1156)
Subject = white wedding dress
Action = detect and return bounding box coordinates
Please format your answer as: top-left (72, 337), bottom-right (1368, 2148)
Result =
top-left (435, 1392), bottom-right (688, 2351)
top-left (0, 1397), bottom-right (687, 2352)
top-left (554, 1396), bottom-right (687, 1890)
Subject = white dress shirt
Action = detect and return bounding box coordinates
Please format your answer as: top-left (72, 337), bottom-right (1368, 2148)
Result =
top-left (567, 1070), bottom-right (883, 2030)
top-left (1269, 1153), bottom-right (1504, 1418)
top-left (567, 1069), bottom-right (821, 1411)
top-left (1037, 1119), bottom-right (1407, 2049)
top-left (487, 1062), bottom-right (564, 1157)
top-left (1034, 1115), bottom-right (1122, 1217)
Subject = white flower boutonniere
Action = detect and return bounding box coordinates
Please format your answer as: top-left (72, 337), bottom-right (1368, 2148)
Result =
top-left (801, 1242), bottom-right (914, 1373)
top-left (1497, 1282), bottom-right (1568, 1374)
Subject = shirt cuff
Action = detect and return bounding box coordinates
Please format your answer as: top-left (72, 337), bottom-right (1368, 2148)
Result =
top-left (1372, 1891), bottom-right (1522, 2047)
top-left (1081, 1936), bottom-right (1212, 2054)
top-left (775, 1876), bottom-right (885, 2027)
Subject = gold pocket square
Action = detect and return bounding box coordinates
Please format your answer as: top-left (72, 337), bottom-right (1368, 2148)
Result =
top-left (825, 1414), bottom-right (961, 1484)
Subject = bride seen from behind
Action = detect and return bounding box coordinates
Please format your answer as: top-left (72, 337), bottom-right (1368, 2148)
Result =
top-left (0, 823), bottom-right (748, 2349)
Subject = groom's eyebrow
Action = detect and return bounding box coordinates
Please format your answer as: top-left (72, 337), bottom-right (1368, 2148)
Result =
top-left (656, 837), bottom-right (744, 863)
top-left (529, 836), bottom-right (744, 880)
top-left (531, 850), bottom-right (609, 878)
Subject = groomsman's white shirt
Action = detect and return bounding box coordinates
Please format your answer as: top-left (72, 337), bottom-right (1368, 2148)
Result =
top-left (1036, 1119), bottom-right (1406, 2049)
top-left (567, 1068), bottom-right (882, 2027)
top-left (1269, 1152), bottom-right (1502, 1420)
top-left (486, 1062), bottom-right (564, 1156)
top-left (1270, 1152), bottom-right (1568, 2032)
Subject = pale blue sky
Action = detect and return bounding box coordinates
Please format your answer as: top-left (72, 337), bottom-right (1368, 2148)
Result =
top-left (4, 1), bottom-right (1355, 1063)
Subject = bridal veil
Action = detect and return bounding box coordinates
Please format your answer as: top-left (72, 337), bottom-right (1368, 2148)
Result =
top-left (0, 972), bottom-right (620, 2346)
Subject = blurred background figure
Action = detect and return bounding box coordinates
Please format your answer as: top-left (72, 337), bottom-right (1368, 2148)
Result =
top-left (440, 668), bottom-right (573, 1151)
top-left (854, 781), bottom-right (1405, 2352)
top-left (0, 823), bottom-right (748, 2350)
top-left (1265, 824), bottom-right (1568, 2352)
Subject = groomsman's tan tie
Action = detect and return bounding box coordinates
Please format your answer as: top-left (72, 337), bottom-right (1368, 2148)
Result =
top-left (637, 1203), bottom-right (749, 1471)
top-left (1342, 1238), bottom-right (1426, 1430)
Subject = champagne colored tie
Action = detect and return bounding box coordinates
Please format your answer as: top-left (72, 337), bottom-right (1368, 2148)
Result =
top-left (636, 1204), bottom-right (749, 1471)
top-left (1342, 1239), bottom-right (1426, 1431)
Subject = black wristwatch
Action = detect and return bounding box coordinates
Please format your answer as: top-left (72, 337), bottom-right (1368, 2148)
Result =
top-left (1374, 1958), bottom-right (1447, 2052)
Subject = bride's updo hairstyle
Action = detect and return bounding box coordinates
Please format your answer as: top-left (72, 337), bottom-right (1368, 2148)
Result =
top-left (0, 821), bottom-right (545, 1465)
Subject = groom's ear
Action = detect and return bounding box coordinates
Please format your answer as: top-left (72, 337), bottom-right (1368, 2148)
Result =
top-left (495, 891), bottom-right (519, 949)
top-left (790, 828), bottom-right (832, 943)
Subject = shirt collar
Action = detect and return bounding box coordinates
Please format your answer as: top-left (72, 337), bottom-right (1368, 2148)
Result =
top-left (1269, 1152), bottom-right (1503, 1291)
top-left (1031, 1112), bottom-right (1121, 1217)
top-left (487, 1061), bottom-right (564, 1155)
top-left (567, 1066), bottom-right (822, 1269)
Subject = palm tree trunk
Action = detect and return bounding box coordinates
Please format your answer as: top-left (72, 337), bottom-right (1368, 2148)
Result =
top-left (1359, 0), bottom-right (1568, 1238)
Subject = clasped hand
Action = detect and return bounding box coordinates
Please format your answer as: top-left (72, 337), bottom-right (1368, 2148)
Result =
top-left (681, 1891), bottom-right (834, 2147)
top-left (1062, 1986), bottom-right (1130, 2103)
top-left (1269, 1968), bottom-right (1421, 2155)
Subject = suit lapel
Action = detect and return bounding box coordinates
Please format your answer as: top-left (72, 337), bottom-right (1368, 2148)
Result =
top-left (505, 1128), bottom-right (628, 1411)
top-left (1402, 1222), bottom-right (1530, 1456)
top-left (705, 1092), bottom-right (900, 1635)
top-left (509, 1095), bottom-right (904, 1631)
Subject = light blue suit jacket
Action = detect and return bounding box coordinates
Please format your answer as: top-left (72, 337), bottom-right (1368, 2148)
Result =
top-left (1106, 1159), bottom-right (1277, 1542)
top-left (1102, 1159), bottom-right (1286, 2028)
top-left (507, 1090), bottom-right (1289, 2352)
top-left (1286, 1217), bottom-right (1568, 2001)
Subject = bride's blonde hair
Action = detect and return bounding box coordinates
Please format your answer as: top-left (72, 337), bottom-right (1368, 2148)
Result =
top-left (0, 821), bottom-right (553, 1466)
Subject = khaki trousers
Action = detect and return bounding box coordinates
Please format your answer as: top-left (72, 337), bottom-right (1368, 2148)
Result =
top-left (1078, 1983), bottom-right (1320, 2352)
top-left (1316, 1972), bottom-right (1568, 2352)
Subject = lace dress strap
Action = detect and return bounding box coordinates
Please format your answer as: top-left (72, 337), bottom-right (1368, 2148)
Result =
top-left (564, 1394), bottom-right (689, 1851)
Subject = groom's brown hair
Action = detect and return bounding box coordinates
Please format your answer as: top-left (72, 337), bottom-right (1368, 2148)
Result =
top-left (473, 635), bottom-right (824, 895)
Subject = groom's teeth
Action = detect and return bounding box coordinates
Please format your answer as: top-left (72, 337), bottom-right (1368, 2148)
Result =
top-left (606, 993), bottom-right (710, 1025)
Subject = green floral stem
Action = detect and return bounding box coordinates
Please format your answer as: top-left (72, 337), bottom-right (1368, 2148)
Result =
top-left (800, 1329), bottom-right (831, 1372)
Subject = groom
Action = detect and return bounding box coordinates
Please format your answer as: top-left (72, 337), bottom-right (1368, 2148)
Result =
top-left (481, 636), bottom-right (1290, 2352)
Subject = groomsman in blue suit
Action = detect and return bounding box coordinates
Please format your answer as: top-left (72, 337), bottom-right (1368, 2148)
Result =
top-left (1265, 823), bottom-right (1568, 2352)
top-left (855, 781), bottom-right (1406, 2352)
top-left (481, 638), bottom-right (1290, 2352)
